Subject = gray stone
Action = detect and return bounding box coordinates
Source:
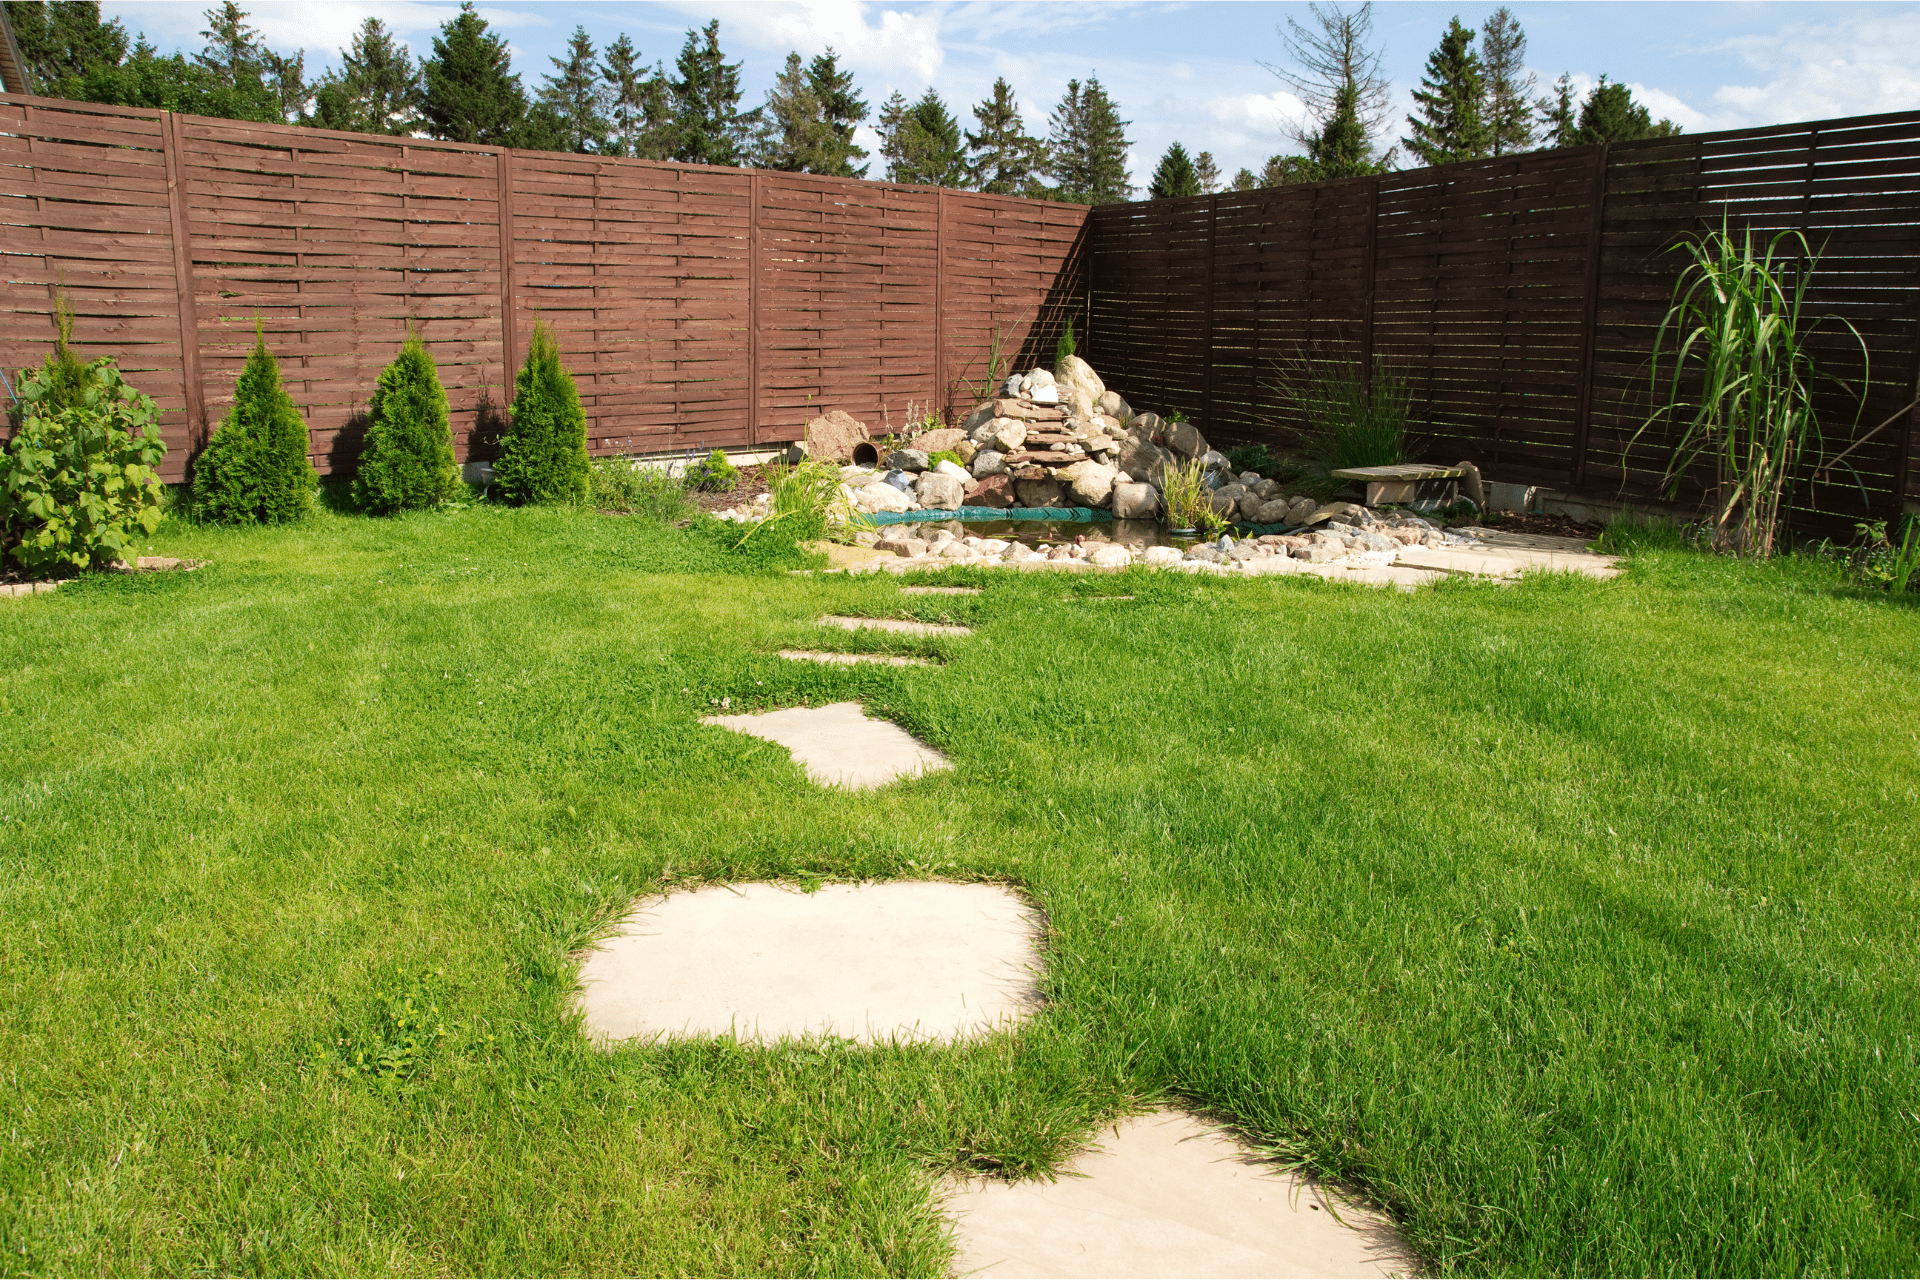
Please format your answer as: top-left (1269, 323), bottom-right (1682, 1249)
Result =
top-left (856, 483), bottom-right (914, 514)
top-left (1095, 390), bottom-right (1129, 418)
top-left (1015, 477), bottom-right (1067, 507)
top-left (932, 459), bottom-right (970, 481)
top-left (962, 403), bottom-right (995, 432)
top-left (1252, 478), bottom-right (1283, 499)
top-left (1284, 496), bottom-right (1320, 524)
top-left (1141, 544), bottom-right (1185, 567)
top-left (885, 448), bottom-right (930, 472)
top-left (916, 472), bottom-right (966, 511)
top-left (883, 469), bottom-right (915, 492)
top-left (1207, 490), bottom-right (1237, 519)
top-left (1356, 530), bottom-right (1399, 553)
top-left (1186, 544), bottom-right (1225, 563)
top-left (1250, 497), bottom-right (1293, 523)
top-left (971, 449), bottom-right (1009, 478)
top-left (909, 427), bottom-right (967, 455)
top-left (1111, 482), bottom-right (1158, 520)
top-left (1128, 411), bottom-right (1162, 439)
top-left (1055, 354), bottom-right (1105, 403)
top-left (1199, 449), bottom-right (1231, 474)
top-left (1167, 419), bottom-right (1208, 458)
top-left (990, 420), bottom-right (1029, 453)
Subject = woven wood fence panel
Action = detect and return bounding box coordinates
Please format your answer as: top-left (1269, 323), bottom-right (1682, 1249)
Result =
top-left (1088, 109), bottom-right (1920, 527)
top-left (0, 94), bottom-right (1088, 483)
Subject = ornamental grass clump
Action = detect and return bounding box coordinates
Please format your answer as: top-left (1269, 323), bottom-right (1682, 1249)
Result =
top-left (494, 321), bottom-right (589, 505)
top-left (1636, 218), bottom-right (1866, 558)
top-left (0, 305), bottom-right (167, 575)
top-left (193, 323), bottom-right (316, 523)
top-left (353, 331), bottom-right (459, 514)
top-left (1265, 350), bottom-right (1412, 472)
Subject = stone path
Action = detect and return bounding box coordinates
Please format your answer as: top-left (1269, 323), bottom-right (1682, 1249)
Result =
top-left (900, 586), bottom-right (981, 596)
top-left (701, 700), bottom-right (951, 789)
top-left (821, 614), bottom-right (973, 636)
top-left (777, 649), bottom-right (937, 668)
top-left (945, 1112), bottom-right (1412, 1279)
top-left (577, 882), bottom-right (1040, 1045)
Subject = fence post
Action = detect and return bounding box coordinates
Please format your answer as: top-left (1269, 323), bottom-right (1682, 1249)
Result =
top-left (747, 170), bottom-right (762, 448)
top-left (495, 148), bottom-right (519, 387)
top-left (1570, 141), bottom-right (1612, 488)
top-left (159, 110), bottom-right (207, 450)
top-left (1359, 178), bottom-right (1381, 392)
top-left (935, 187), bottom-right (948, 421)
top-left (1202, 193), bottom-right (1217, 428)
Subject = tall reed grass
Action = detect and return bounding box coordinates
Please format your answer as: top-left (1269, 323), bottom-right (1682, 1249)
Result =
top-left (1264, 350), bottom-right (1413, 472)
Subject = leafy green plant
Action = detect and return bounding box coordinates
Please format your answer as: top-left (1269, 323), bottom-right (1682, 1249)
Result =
top-left (0, 333), bottom-right (167, 576)
top-left (1636, 218), bottom-right (1867, 558)
top-left (588, 456), bottom-right (692, 521)
top-left (1055, 316), bottom-right (1077, 368)
top-left (1265, 350), bottom-right (1412, 472)
top-left (1846, 518), bottom-right (1920, 594)
top-left (352, 331), bottom-right (460, 514)
top-left (313, 968), bottom-right (456, 1097)
top-left (192, 323), bottom-right (317, 523)
top-left (494, 321), bottom-right (589, 505)
top-left (685, 448), bottom-right (739, 493)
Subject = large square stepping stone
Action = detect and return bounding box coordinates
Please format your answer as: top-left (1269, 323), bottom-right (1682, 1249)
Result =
top-left (777, 649), bottom-right (936, 668)
top-left (702, 700), bottom-right (951, 789)
top-left (576, 882), bottom-right (1041, 1044)
top-left (945, 1111), bottom-right (1413, 1278)
top-left (822, 615), bottom-right (973, 636)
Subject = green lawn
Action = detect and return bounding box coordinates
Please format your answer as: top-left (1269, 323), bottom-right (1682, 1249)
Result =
top-left (2, 505), bottom-right (1916, 1276)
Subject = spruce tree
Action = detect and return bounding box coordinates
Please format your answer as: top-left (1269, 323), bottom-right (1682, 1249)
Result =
top-left (307, 18), bottom-right (420, 135)
top-left (1575, 76), bottom-right (1681, 143)
top-left (539, 26), bottom-right (610, 153)
top-left (1148, 142), bottom-right (1201, 199)
top-left (5, 0), bottom-right (130, 93)
top-left (1405, 17), bottom-right (1491, 167)
top-left (965, 78), bottom-right (1046, 195)
top-left (1047, 76), bottom-right (1132, 205)
top-left (879, 88), bottom-right (966, 186)
top-left (352, 331), bottom-right (458, 514)
top-left (600, 35), bottom-right (671, 160)
top-left (1229, 166), bottom-right (1260, 192)
top-left (1192, 150), bottom-right (1221, 194)
top-left (1480, 7), bottom-right (1535, 156)
top-left (493, 321), bottom-right (588, 506)
top-left (667, 20), bottom-right (760, 167)
top-left (193, 323), bottom-right (315, 524)
top-left (194, 1), bottom-right (262, 85)
top-left (1536, 72), bottom-right (1578, 148)
top-left (1266, 1), bottom-right (1395, 167)
top-left (754, 51), bottom-right (866, 175)
top-left (807, 50), bottom-right (869, 177)
top-left (420, 2), bottom-right (529, 147)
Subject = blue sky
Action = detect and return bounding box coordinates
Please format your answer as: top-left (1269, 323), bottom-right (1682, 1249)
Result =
top-left (105, 2), bottom-right (1920, 186)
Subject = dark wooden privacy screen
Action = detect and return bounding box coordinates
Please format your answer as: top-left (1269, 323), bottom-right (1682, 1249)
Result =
top-left (1087, 110), bottom-right (1920, 526)
top-left (0, 93), bottom-right (1086, 482)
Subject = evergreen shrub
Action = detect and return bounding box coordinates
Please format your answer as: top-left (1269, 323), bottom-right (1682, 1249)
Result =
top-left (193, 326), bottom-right (317, 523)
top-left (353, 332), bottom-right (459, 514)
top-left (1055, 317), bottom-right (1077, 368)
top-left (493, 322), bottom-right (588, 505)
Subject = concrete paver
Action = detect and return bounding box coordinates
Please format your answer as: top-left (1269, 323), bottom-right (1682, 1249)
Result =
top-left (777, 649), bottom-right (936, 667)
top-left (576, 881), bottom-right (1040, 1045)
top-left (945, 1112), bottom-right (1414, 1279)
top-left (822, 615), bottom-right (974, 636)
top-left (702, 700), bottom-right (951, 789)
top-left (900, 586), bottom-right (981, 596)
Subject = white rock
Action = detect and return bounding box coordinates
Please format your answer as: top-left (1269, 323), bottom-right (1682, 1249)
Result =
top-left (934, 459), bottom-right (970, 481)
top-left (1087, 543), bottom-right (1133, 568)
top-left (990, 420), bottom-right (1029, 453)
top-left (1141, 545), bottom-right (1185, 567)
top-left (1029, 385), bottom-right (1060, 405)
top-left (856, 483), bottom-right (914, 514)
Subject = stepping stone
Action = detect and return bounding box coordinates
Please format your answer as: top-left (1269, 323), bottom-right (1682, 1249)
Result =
top-left (945, 1111), bottom-right (1413, 1279)
top-left (777, 649), bottom-right (936, 668)
top-left (1396, 546), bottom-right (1619, 580)
top-left (821, 615), bottom-right (973, 637)
top-left (702, 700), bottom-right (951, 789)
top-left (1067, 594), bottom-right (1135, 601)
top-left (576, 881), bottom-right (1040, 1044)
top-left (900, 586), bottom-right (980, 596)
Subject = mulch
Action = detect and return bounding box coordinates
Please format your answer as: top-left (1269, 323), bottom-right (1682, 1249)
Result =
top-left (1479, 511), bottom-right (1607, 540)
top-left (689, 465), bottom-right (773, 515)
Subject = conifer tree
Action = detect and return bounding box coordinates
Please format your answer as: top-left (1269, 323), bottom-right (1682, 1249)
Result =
top-left (193, 323), bottom-right (315, 524)
top-left (493, 321), bottom-right (588, 506)
top-left (420, 2), bottom-right (531, 146)
top-left (754, 51), bottom-right (866, 175)
top-left (1148, 141), bottom-right (1202, 199)
top-left (804, 50), bottom-right (869, 176)
top-left (667, 20), bottom-right (760, 166)
top-left (878, 88), bottom-right (967, 186)
top-left (1047, 76), bottom-right (1132, 205)
top-left (3, 1), bottom-right (130, 93)
top-left (1405, 16), bottom-right (1490, 166)
top-left (540, 26), bottom-right (610, 153)
top-left (1229, 166), bottom-right (1260, 192)
top-left (1266, 2), bottom-right (1395, 166)
top-left (1480, 7), bottom-right (1535, 155)
top-left (965, 77), bottom-right (1047, 195)
top-left (1192, 150), bottom-right (1221, 194)
top-left (194, 1), bottom-right (261, 85)
top-left (600, 35), bottom-right (671, 160)
top-left (352, 331), bottom-right (458, 514)
top-left (307, 18), bottom-right (420, 135)
top-left (1536, 72), bottom-right (1578, 148)
top-left (1575, 75), bottom-right (1680, 143)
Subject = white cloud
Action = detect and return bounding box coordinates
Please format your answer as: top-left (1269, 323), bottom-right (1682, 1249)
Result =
top-left (104, 1), bottom-right (547, 63)
top-left (1709, 9), bottom-right (1920, 128)
top-left (1204, 89), bottom-right (1311, 149)
top-left (657, 0), bottom-right (947, 87)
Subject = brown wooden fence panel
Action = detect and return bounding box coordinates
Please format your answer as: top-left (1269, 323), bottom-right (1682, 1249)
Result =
top-left (0, 93), bottom-right (1086, 480)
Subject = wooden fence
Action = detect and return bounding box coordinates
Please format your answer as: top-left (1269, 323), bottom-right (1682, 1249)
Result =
top-left (0, 93), bottom-right (1086, 482)
top-left (1085, 109), bottom-right (1920, 527)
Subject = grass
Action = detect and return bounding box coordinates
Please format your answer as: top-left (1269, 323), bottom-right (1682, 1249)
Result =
top-left (3, 503), bottom-right (1918, 1276)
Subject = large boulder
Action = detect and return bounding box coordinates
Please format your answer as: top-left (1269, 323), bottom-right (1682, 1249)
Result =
top-left (909, 427), bottom-right (967, 454)
top-left (1096, 390), bottom-right (1130, 419)
top-left (961, 402), bottom-right (996, 432)
top-left (1055, 354), bottom-right (1106, 404)
top-left (874, 534), bottom-right (928, 558)
top-left (971, 449), bottom-right (1008, 478)
top-left (1283, 496), bottom-right (1320, 524)
top-left (1249, 497), bottom-right (1294, 523)
top-left (1207, 490), bottom-right (1238, 519)
top-left (1167, 419), bottom-right (1208, 459)
top-left (804, 410), bottom-right (869, 463)
top-left (965, 474), bottom-right (1017, 508)
top-left (916, 471), bottom-right (965, 511)
top-left (1119, 439), bottom-right (1172, 486)
top-left (1111, 481), bottom-right (1158, 519)
top-left (1087, 543), bottom-right (1132, 568)
top-left (855, 482), bottom-right (914, 514)
top-left (1057, 460), bottom-right (1118, 507)
top-left (1128, 411), bottom-right (1162, 440)
top-left (885, 448), bottom-right (930, 472)
top-left (1015, 476), bottom-right (1067, 507)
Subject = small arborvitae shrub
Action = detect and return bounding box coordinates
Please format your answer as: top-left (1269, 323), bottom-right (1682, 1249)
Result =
top-left (353, 332), bottom-right (459, 514)
top-left (193, 325), bottom-right (317, 523)
top-left (686, 448), bottom-right (739, 493)
top-left (1055, 316), bottom-right (1077, 368)
top-left (493, 321), bottom-right (588, 505)
top-left (0, 312), bottom-right (167, 576)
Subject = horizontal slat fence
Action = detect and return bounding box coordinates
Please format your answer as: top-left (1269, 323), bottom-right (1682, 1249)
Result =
top-left (0, 94), bottom-right (1087, 482)
top-left (1088, 109), bottom-right (1920, 529)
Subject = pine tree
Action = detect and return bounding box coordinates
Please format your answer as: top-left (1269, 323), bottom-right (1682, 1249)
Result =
top-left (420, 2), bottom-right (530, 146)
top-left (667, 20), bottom-right (760, 167)
top-left (307, 18), bottom-right (420, 135)
top-left (1576, 75), bottom-right (1681, 143)
top-left (1148, 141), bottom-right (1201, 199)
top-left (1536, 72), bottom-right (1578, 148)
top-left (194, 1), bottom-right (261, 84)
top-left (1192, 150), bottom-right (1221, 194)
top-left (493, 321), bottom-right (589, 506)
top-left (1047, 76), bottom-right (1132, 205)
top-left (1480, 7), bottom-right (1535, 156)
top-left (1265, 1), bottom-right (1395, 166)
top-left (878, 88), bottom-right (967, 186)
top-left (4, 1), bottom-right (130, 93)
top-left (755, 51), bottom-right (866, 175)
top-left (193, 323), bottom-right (315, 524)
top-left (352, 331), bottom-right (459, 514)
top-left (965, 77), bottom-right (1047, 195)
top-left (538, 26), bottom-right (610, 153)
top-left (1405, 17), bottom-right (1490, 166)
top-left (600, 35), bottom-right (671, 160)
